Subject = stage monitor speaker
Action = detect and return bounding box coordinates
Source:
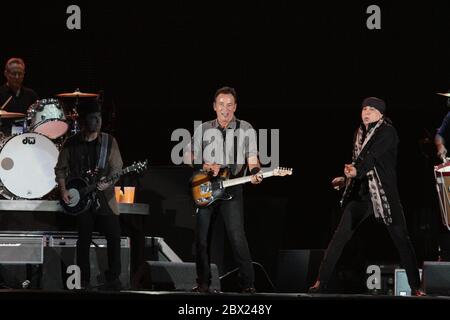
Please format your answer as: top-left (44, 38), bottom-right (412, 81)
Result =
top-left (395, 268), bottom-right (422, 296)
top-left (41, 235), bottom-right (131, 290)
top-left (423, 261), bottom-right (450, 295)
top-left (137, 261), bottom-right (220, 291)
top-left (275, 249), bottom-right (324, 293)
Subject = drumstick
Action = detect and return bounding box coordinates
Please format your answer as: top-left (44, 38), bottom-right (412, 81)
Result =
top-left (0, 96), bottom-right (12, 110)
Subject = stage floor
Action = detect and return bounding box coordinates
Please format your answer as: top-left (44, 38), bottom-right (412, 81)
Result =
top-left (0, 289), bottom-right (447, 300)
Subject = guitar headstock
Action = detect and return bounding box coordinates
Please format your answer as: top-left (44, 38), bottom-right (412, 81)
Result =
top-left (273, 167), bottom-right (293, 177)
top-left (131, 159), bottom-right (148, 174)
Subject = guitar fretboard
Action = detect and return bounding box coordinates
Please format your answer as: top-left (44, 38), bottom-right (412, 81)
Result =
top-left (222, 170), bottom-right (275, 188)
top-left (104, 166), bottom-right (134, 184)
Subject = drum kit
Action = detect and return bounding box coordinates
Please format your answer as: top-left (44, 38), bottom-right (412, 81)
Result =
top-left (0, 89), bottom-right (99, 200)
top-left (435, 92), bottom-right (450, 230)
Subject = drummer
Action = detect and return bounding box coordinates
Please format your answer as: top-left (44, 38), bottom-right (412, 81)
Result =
top-left (435, 93), bottom-right (450, 260)
top-left (0, 57), bottom-right (38, 136)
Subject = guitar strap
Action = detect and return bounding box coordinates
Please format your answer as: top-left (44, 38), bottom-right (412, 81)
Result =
top-left (97, 133), bottom-right (110, 171)
top-left (93, 133), bottom-right (111, 212)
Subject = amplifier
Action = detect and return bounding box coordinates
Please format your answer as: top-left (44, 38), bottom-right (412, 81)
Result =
top-left (423, 261), bottom-right (450, 295)
top-left (42, 234), bottom-right (131, 290)
top-left (49, 235), bottom-right (130, 248)
top-left (0, 234), bottom-right (44, 264)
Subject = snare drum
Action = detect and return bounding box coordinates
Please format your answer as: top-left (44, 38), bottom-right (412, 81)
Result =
top-left (28, 98), bottom-right (68, 139)
top-left (0, 132), bottom-right (59, 199)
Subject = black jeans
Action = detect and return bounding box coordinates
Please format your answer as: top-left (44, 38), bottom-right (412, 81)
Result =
top-left (317, 198), bottom-right (421, 290)
top-left (195, 186), bottom-right (254, 288)
top-left (76, 208), bottom-right (122, 283)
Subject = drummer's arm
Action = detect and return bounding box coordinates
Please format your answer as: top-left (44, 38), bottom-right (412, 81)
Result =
top-left (435, 134), bottom-right (447, 158)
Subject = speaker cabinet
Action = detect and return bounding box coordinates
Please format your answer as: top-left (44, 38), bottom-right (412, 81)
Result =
top-left (41, 235), bottom-right (130, 290)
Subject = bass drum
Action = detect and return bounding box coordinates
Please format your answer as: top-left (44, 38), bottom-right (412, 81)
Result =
top-left (0, 133), bottom-right (59, 199)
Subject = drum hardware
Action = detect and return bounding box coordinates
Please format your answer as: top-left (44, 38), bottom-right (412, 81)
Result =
top-left (56, 89), bottom-right (98, 136)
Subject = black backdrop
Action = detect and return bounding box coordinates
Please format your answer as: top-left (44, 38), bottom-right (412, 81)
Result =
top-left (1, 0), bottom-right (450, 288)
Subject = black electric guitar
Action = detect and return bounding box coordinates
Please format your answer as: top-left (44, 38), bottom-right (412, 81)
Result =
top-left (339, 175), bottom-right (355, 208)
top-left (191, 167), bottom-right (293, 208)
top-left (61, 160), bottom-right (148, 215)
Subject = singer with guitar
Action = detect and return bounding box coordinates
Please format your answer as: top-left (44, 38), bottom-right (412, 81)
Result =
top-left (186, 86), bottom-right (262, 294)
top-left (54, 99), bottom-right (123, 291)
top-left (309, 97), bottom-right (424, 296)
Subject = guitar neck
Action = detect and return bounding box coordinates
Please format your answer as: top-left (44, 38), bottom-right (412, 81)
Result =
top-left (222, 170), bottom-right (275, 188)
top-left (86, 166), bottom-right (134, 192)
top-left (104, 167), bottom-right (132, 184)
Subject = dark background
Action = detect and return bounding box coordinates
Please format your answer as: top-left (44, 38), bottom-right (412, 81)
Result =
top-left (0, 0), bottom-right (449, 290)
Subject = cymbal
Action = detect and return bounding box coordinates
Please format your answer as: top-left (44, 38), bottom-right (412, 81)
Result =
top-left (0, 110), bottom-right (25, 118)
top-left (56, 91), bottom-right (98, 98)
top-left (437, 93), bottom-right (450, 98)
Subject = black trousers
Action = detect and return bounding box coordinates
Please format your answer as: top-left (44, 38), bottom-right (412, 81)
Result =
top-left (76, 208), bottom-right (122, 283)
top-left (195, 186), bottom-right (254, 288)
top-left (317, 198), bottom-right (421, 290)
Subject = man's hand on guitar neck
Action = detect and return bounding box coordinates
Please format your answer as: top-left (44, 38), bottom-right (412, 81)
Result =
top-left (250, 174), bottom-right (263, 184)
top-left (249, 166), bottom-right (263, 185)
top-left (97, 177), bottom-right (112, 191)
top-left (203, 163), bottom-right (221, 176)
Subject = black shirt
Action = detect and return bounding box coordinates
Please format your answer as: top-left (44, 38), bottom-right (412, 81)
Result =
top-left (0, 84), bottom-right (38, 135)
top-left (85, 138), bottom-right (98, 173)
top-left (85, 137), bottom-right (111, 215)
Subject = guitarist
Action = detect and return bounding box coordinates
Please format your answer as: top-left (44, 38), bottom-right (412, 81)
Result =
top-left (54, 99), bottom-right (123, 290)
top-left (309, 97), bottom-right (424, 296)
top-left (187, 86), bottom-right (263, 293)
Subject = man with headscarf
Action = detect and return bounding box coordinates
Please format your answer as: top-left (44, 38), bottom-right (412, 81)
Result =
top-left (309, 97), bottom-right (424, 296)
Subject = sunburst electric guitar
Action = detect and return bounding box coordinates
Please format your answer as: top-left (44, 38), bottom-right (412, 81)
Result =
top-left (191, 167), bottom-right (293, 207)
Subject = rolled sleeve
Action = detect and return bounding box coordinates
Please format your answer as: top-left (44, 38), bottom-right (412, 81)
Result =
top-left (54, 145), bottom-right (70, 182)
top-left (108, 137), bottom-right (123, 183)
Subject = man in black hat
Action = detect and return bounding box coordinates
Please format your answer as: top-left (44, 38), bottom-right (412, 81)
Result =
top-left (308, 97), bottom-right (424, 295)
top-left (55, 99), bottom-right (123, 290)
